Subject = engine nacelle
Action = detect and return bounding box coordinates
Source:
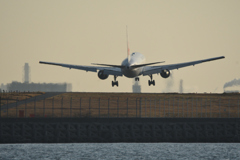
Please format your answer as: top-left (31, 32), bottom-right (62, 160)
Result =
top-left (98, 70), bottom-right (109, 80)
top-left (160, 69), bottom-right (170, 78)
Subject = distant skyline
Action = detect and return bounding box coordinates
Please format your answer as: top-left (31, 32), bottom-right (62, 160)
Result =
top-left (1, 0), bottom-right (240, 93)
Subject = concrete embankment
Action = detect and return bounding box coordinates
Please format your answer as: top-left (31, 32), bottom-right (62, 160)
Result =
top-left (0, 118), bottom-right (240, 143)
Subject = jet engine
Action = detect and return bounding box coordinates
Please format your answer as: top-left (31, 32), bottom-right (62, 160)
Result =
top-left (98, 70), bottom-right (109, 80)
top-left (160, 69), bottom-right (170, 78)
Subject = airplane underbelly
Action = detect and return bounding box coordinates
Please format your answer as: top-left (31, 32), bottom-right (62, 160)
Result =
top-left (122, 68), bottom-right (141, 78)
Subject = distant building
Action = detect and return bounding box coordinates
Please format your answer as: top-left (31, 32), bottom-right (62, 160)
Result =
top-left (0, 63), bottom-right (72, 92)
top-left (6, 81), bottom-right (72, 92)
top-left (0, 83), bottom-right (7, 91)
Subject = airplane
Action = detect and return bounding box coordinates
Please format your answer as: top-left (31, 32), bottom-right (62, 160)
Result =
top-left (39, 29), bottom-right (225, 87)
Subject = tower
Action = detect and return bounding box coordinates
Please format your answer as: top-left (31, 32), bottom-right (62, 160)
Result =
top-left (132, 80), bottom-right (141, 93)
top-left (23, 63), bottom-right (30, 83)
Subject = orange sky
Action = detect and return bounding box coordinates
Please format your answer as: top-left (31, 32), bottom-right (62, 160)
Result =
top-left (1, 0), bottom-right (240, 93)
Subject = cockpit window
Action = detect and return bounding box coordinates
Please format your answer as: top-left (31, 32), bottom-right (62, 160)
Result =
top-left (131, 53), bottom-right (135, 56)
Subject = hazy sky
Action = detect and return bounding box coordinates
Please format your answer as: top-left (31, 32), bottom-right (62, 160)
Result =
top-left (1, 0), bottom-right (240, 93)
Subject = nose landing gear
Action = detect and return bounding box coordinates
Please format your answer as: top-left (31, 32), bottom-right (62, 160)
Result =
top-left (135, 77), bottom-right (139, 81)
top-left (112, 76), bottom-right (118, 87)
top-left (148, 75), bottom-right (155, 86)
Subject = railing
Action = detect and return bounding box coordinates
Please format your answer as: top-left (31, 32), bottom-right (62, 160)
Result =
top-left (0, 96), bottom-right (240, 118)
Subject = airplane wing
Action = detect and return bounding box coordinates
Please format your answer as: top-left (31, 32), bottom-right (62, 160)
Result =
top-left (142, 56), bottom-right (225, 76)
top-left (39, 61), bottom-right (123, 76)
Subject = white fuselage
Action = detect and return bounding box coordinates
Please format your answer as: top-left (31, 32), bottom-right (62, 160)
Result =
top-left (121, 52), bottom-right (146, 78)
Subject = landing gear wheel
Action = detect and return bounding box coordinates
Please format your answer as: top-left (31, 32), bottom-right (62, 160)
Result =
top-left (148, 75), bottom-right (155, 86)
top-left (112, 81), bottom-right (119, 87)
top-left (112, 76), bottom-right (119, 87)
top-left (135, 77), bottom-right (139, 81)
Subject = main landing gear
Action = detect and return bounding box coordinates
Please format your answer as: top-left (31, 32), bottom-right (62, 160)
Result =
top-left (112, 76), bottom-right (118, 87)
top-left (148, 75), bottom-right (155, 86)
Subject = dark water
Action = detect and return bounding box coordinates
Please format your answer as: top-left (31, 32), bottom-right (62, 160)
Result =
top-left (0, 143), bottom-right (240, 160)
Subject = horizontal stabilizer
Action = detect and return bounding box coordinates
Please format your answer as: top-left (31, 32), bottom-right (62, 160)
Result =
top-left (91, 63), bottom-right (125, 69)
top-left (130, 61), bottom-right (165, 69)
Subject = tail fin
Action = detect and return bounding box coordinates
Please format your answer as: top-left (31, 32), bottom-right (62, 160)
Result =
top-left (126, 26), bottom-right (130, 63)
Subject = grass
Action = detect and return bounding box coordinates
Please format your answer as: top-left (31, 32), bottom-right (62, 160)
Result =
top-left (0, 92), bottom-right (44, 105)
top-left (1, 92), bottom-right (240, 118)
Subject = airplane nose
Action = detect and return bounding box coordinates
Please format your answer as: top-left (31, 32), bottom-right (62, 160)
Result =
top-left (125, 64), bottom-right (131, 69)
top-left (127, 63), bottom-right (135, 69)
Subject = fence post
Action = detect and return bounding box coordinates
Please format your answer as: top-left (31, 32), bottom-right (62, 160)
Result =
top-left (205, 98), bottom-right (207, 118)
top-left (196, 98), bottom-right (198, 118)
top-left (163, 98), bottom-right (165, 118)
top-left (0, 96), bottom-right (1, 118)
top-left (177, 98), bottom-right (179, 118)
top-left (182, 98), bottom-right (184, 118)
top-left (43, 98), bottom-right (45, 118)
top-left (228, 99), bottom-right (230, 118)
top-left (159, 98), bottom-right (161, 118)
top-left (34, 96), bottom-right (36, 118)
top-left (139, 98), bottom-right (142, 118)
top-left (136, 98), bottom-right (138, 118)
top-left (127, 98), bottom-right (128, 118)
top-left (219, 98), bottom-right (221, 118)
top-left (238, 99), bottom-right (239, 118)
top-left (173, 97), bottom-right (175, 117)
top-left (168, 99), bottom-right (170, 118)
top-left (70, 97), bottom-right (72, 117)
top-left (79, 98), bottom-right (81, 118)
top-left (16, 97), bottom-right (18, 118)
top-left (210, 98), bottom-right (212, 118)
top-left (25, 99), bottom-right (27, 118)
top-left (99, 98), bottom-right (101, 118)
top-left (89, 97), bottom-right (91, 118)
top-left (191, 98), bottom-right (193, 118)
top-left (61, 97), bottom-right (63, 118)
top-left (7, 98), bottom-right (8, 118)
top-left (150, 98), bottom-right (151, 117)
top-left (117, 97), bottom-right (119, 118)
top-left (186, 99), bottom-right (188, 118)
top-left (145, 98), bottom-right (147, 117)
top-left (154, 98), bottom-right (156, 117)
top-left (52, 97), bottom-right (54, 118)
top-left (108, 98), bottom-right (110, 118)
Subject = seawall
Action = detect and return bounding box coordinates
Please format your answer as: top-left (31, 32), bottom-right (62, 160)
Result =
top-left (1, 118), bottom-right (240, 143)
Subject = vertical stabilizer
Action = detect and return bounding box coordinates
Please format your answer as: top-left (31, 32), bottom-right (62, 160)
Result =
top-left (126, 26), bottom-right (130, 63)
